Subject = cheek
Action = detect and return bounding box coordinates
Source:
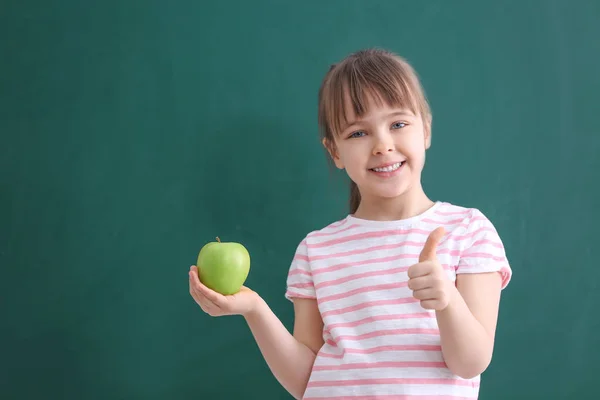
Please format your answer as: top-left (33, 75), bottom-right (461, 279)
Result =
top-left (338, 145), bottom-right (361, 166)
top-left (339, 149), bottom-right (367, 180)
top-left (341, 154), bottom-right (362, 176)
top-left (404, 139), bottom-right (426, 163)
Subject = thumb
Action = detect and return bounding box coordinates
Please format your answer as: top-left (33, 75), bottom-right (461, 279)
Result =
top-left (419, 227), bottom-right (446, 262)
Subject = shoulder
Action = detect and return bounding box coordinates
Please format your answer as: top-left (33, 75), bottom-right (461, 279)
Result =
top-left (430, 202), bottom-right (499, 233)
top-left (298, 216), bottom-right (354, 245)
top-left (437, 202), bottom-right (512, 287)
top-left (285, 217), bottom-right (352, 299)
top-left (432, 201), bottom-right (486, 220)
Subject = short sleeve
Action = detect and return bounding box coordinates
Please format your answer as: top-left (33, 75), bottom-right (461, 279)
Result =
top-left (285, 238), bottom-right (316, 301)
top-left (457, 210), bottom-right (512, 289)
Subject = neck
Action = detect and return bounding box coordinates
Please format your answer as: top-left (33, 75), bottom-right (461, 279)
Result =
top-left (353, 184), bottom-right (435, 221)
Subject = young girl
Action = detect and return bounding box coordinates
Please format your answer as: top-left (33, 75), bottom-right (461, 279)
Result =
top-left (189, 48), bottom-right (512, 400)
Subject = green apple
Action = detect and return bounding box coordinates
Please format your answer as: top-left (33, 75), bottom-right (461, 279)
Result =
top-left (197, 237), bottom-right (250, 295)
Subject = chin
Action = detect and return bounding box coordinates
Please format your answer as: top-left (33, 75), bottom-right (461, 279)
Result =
top-left (351, 170), bottom-right (417, 199)
top-left (380, 190), bottom-right (410, 200)
top-left (370, 184), bottom-right (412, 200)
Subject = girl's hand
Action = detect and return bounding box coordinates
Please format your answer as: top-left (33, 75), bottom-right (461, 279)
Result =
top-left (407, 227), bottom-right (455, 311)
top-left (188, 265), bottom-right (259, 317)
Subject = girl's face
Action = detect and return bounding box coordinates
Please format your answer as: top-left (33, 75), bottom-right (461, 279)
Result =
top-left (326, 92), bottom-right (431, 204)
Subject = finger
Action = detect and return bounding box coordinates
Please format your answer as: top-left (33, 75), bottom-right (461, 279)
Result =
top-left (189, 269), bottom-right (212, 303)
top-left (419, 227), bottom-right (446, 263)
top-left (407, 275), bottom-right (432, 291)
top-left (200, 299), bottom-right (221, 316)
top-left (407, 261), bottom-right (433, 279)
top-left (419, 299), bottom-right (440, 310)
top-left (189, 275), bottom-right (211, 305)
top-left (189, 267), bottom-right (224, 307)
top-left (412, 288), bottom-right (438, 301)
top-left (189, 277), bottom-right (221, 314)
top-left (198, 299), bottom-right (220, 316)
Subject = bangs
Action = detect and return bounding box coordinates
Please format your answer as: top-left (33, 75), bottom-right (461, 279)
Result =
top-left (318, 50), bottom-right (430, 138)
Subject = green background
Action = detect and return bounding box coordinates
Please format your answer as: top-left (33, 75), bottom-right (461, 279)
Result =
top-left (2, 0), bottom-right (598, 399)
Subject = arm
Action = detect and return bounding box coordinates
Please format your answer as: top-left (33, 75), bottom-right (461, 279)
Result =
top-left (190, 266), bottom-right (322, 399)
top-left (407, 226), bottom-right (508, 380)
top-left (436, 272), bottom-right (502, 379)
top-left (244, 297), bottom-right (324, 399)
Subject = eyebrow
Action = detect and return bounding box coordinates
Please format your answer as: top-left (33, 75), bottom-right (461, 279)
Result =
top-left (343, 110), bottom-right (413, 131)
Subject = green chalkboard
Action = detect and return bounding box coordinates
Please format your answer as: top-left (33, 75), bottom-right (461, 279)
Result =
top-left (2, 1), bottom-right (599, 399)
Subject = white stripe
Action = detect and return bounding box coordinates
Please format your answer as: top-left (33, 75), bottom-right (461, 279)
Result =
top-left (310, 367), bottom-right (458, 381)
top-left (304, 382), bottom-right (478, 399)
top-left (314, 350), bottom-right (446, 365)
top-left (335, 333), bottom-right (442, 348)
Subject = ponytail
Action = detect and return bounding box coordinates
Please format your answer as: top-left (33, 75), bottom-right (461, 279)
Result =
top-left (349, 181), bottom-right (361, 214)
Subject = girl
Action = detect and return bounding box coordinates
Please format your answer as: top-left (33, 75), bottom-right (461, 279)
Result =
top-left (189, 48), bottom-right (512, 400)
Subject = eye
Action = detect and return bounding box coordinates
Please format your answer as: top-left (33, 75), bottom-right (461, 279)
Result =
top-left (391, 122), bottom-right (407, 130)
top-left (348, 130), bottom-right (366, 139)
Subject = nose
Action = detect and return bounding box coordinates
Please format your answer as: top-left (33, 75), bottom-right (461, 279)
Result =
top-left (372, 131), bottom-right (394, 155)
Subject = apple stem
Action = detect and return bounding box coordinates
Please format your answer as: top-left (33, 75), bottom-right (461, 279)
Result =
top-left (216, 236), bottom-right (221, 243)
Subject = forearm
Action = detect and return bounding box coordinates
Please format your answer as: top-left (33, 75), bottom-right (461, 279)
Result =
top-left (244, 296), bottom-right (316, 399)
top-left (436, 287), bottom-right (494, 379)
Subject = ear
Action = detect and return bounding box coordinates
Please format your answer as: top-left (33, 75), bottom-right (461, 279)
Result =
top-left (322, 138), bottom-right (344, 169)
top-left (423, 115), bottom-right (432, 150)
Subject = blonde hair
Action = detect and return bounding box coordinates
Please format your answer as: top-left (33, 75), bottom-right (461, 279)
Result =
top-left (317, 48), bottom-right (432, 214)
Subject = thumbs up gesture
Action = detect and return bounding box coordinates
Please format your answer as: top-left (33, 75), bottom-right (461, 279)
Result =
top-left (407, 227), bottom-right (453, 311)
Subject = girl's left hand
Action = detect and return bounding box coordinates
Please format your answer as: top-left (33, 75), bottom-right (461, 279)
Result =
top-left (407, 227), bottom-right (455, 311)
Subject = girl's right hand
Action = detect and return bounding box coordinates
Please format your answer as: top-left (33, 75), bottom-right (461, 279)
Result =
top-left (188, 265), bottom-right (260, 317)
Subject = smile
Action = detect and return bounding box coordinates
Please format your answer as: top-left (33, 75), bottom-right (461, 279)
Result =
top-left (370, 162), bottom-right (404, 172)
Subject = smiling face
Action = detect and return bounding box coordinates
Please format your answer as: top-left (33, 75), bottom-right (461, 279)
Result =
top-left (317, 49), bottom-right (433, 213)
top-left (325, 91), bottom-right (431, 203)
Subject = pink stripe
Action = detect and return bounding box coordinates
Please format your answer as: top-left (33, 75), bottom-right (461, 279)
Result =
top-left (457, 265), bottom-right (511, 275)
top-left (318, 282), bottom-right (408, 304)
top-left (311, 224), bottom-right (360, 237)
top-left (454, 227), bottom-right (495, 241)
top-left (308, 228), bottom-right (435, 249)
top-left (319, 344), bottom-right (442, 358)
top-left (309, 243), bottom-right (411, 261)
top-left (471, 239), bottom-right (504, 249)
top-left (307, 377), bottom-right (477, 388)
top-left (422, 215), bottom-right (487, 226)
top-left (328, 219), bottom-right (348, 228)
top-left (434, 248), bottom-right (461, 256)
top-left (461, 252), bottom-right (505, 261)
top-left (310, 243), bottom-right (465, 263)
top-left (422, 218), bottom-right (466, 226)
top-left (313, 253), bottom-right (452, 276)
top-left (313, 254), bottom-right (412, 276)
top-left (326, 312), bottom-right (433, 330)
top-left (288, 268), bottom-right (311, 277)
top-left (315, 266), bottom-right (410, 289)
top-left (312, 361), bottom-right (447, 371)
top-left (304, 395), bottom-right (475, 400)
top-left (321, 297), bottom-right (419, 318)
top-left (308, 235), bottom-right (500, 263)
top-left (285, 290), bottom-right (315, 299)
top-left (335, 328), bottom-right (440, 342)
top-left (434, 208), bottom-right (472, 217)
top-left (293, 254), bottom-right (309, 262)
top-left (289, 282), bottom-right (313, 289)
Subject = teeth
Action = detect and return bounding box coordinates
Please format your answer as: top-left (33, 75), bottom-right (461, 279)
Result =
top-left (373, 162), bottom-right (402, 172)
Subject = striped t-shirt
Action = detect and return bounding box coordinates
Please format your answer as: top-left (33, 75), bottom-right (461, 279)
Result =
top-left (285, 201), bottom-right (512, 400)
